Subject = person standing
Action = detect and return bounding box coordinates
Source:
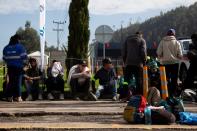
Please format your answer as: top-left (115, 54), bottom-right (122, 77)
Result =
top-left (3, 34), bottom-right (27, 102)
top-left (184, 33), bottom-right (197, 90)
top-left (122, 31), bottom-right (147, 95)
top-left (157, 29), bottom-right (182, 96)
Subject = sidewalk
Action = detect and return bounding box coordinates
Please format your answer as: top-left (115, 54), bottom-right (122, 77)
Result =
top-left (0, 100), bottom-right (196, 130)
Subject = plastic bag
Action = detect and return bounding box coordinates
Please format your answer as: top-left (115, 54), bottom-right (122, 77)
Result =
top-left (179, 112), bottom-right (197, 125)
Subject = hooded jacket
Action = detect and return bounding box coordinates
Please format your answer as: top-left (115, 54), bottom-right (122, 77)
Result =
top-left (122, 34), bottom-right (147, 66)
top-left (157, 36), bottom-right (182, 65)
top-left (3, 43), bottom-right (27, 68)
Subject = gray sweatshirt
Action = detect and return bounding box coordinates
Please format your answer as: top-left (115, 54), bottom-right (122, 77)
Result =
top-left (122, 34), bottom-right (147, 66)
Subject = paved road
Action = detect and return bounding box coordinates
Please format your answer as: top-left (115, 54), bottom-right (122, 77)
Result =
top-left (0, 100), bottom-right (196, 130)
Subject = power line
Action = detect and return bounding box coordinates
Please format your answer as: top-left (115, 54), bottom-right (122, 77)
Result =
top-left (53, 20), bottom-right (65, 50)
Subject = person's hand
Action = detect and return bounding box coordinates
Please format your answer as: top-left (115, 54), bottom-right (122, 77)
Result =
top-left (82, 72), bottom-right (90, 78)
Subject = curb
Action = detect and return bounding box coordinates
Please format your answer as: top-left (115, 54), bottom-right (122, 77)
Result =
top-left (0, 111), bottom-right (123, 117)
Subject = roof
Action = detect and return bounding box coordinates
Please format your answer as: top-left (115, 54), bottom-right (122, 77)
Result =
top-left (28, 51), bottom-right (49, 57)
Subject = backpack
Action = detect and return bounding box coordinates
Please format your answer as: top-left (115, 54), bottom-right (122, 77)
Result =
top-left (118, 76), bottom-right (136, 100)
top-left (159, 97), bottom-right (185, 120)
top-left (123, 95), bottom-right (147, 123)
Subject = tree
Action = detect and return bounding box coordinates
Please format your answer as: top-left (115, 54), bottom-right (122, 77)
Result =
top-left (112, 2), bottom-right (197, 49)
top-left (66, 0), bottom-right (90, 72)
top-left (16, 21), bottom-right (40, 53)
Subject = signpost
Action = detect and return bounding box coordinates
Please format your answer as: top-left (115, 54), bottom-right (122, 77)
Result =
top-left (95, 25), bottom-right (113, 58)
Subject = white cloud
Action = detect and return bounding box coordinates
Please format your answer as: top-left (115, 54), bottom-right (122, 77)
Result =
top-left (0, 0), bottom-right (196, 15)
top-left (89, 0), bottom-right (197, 15)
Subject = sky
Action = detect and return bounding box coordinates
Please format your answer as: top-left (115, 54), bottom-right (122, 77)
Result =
top-left (0, 0), bottom-right (196, 58)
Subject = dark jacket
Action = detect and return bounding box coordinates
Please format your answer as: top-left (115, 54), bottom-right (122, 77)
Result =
top-left (122, 34), bottom-right (147, 66)
top-left (94, 67), bottom-right (116, 86)
top-left (187, 44), bottom-right (197, 65)
top-left (3, 43), bottom-right (27, 68)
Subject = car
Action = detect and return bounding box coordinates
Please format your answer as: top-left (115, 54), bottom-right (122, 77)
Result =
top-left (178, 38), bottom-right (192, 82)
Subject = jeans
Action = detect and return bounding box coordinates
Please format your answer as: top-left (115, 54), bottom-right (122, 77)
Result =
top-left (95, 80), bottom-right (117, 98)
top-left (7, 66), bottom-right (23, 98)
top-left (70, 78), bottom-right (91, 97)
top-left (25, 80), bottom-right (41, 97)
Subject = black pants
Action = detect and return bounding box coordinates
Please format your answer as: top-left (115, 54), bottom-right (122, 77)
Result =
top-left (70, 78), bottom-right (91, 97)
top-left (46, 77), bottom-right (65, 93)
top-left (184, 63), bottom-right (197, 90)
top-left (163, 64), bottom-right (179, 96)
top-left (7, 66), bottom-right (23, 98)
top-left (124, 65), bottom-right (143, 95)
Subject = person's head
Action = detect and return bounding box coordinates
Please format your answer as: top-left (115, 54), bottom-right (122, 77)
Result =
top-left (78, 60), bottom-right (87, 72)
top-left (167, 29), bottom-right (176, 36)
top-left (9, 34), bottom-right (21, 45)
top-left (191, 33), bottom-right (197, 45)
top-left (102, 58), bottom-right (112, 71)
top-left (136, 31), bottom-right (143, 38)
top-left (148, 60), bottom-right (159, 73)
top-left (29, 58), bottom-right (37, 68)
top-left (50, 60), bottom-right (57, 66)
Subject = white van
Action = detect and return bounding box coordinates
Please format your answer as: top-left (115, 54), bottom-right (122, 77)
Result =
top-left (178, 38), bottom-right (192, 82)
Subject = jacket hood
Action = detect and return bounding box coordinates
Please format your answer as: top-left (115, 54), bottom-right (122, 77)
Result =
top-left (163, 36), bottom-right (176, 41)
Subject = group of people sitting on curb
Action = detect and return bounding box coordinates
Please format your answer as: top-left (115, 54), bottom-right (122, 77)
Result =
top-left (2, 30), bottom-right (197, 105)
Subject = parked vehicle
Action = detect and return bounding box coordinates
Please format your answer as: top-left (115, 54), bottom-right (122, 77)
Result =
top-left (178, 38), bottom-right (192, 82)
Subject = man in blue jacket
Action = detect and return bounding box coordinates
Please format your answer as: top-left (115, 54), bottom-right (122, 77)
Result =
top-left (3, 34), bottom-right (27, 102)
top-left (92, 58), bottom-right (118, 101)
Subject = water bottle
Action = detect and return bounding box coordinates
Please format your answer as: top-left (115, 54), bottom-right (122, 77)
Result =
top-left (129, 75), bottom-right (136, 90)
top-left (145, 107), bottom-right (152, 125)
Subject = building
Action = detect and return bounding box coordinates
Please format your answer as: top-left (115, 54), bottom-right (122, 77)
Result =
top-left (90, 42), bottom-right (123, 72)
top-left (28, 51), bottom-right (49, 67)
top-left (48, 51), bottom-right (66, 67)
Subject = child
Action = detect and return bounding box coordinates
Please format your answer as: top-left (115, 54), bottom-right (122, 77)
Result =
top-left (147, 59), bottom-right (161, 106)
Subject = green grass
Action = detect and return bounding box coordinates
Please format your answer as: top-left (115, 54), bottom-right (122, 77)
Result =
top-left (0, 67), bottom-right (5, 92)
top-left (0, 66), bottom-right (71, 92)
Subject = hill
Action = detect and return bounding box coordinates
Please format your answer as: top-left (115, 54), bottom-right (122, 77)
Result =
top-left (112, 2), bottom-right (197, 48)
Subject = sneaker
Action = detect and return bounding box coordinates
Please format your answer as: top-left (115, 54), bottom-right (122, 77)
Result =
top-left (26, 94), bottom-right (33, 101)
top-left (47, 93), bottom-right (54, 100)
top-left (89, 92), bottom-right (97, 101)
top-left (7, 97), bottom-right (13, 102)
top-left (15, 97), bottom-right (23, 102)
top-left (59, 93), bottom-right (64, 100)
top-left (38, 93), bottom-right (43, 100)
top-left (73, 96), bottom-right (80, 101)
top-left (112, 95), bottom-right (117, 101)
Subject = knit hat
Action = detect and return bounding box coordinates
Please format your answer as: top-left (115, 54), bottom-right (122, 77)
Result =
top-left (147, 60), bottom-right (158, 69)
top-left (167, 29), bottom-right (176, 36)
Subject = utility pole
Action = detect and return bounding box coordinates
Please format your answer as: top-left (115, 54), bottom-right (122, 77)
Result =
top-left (53, 20), bottom-right (65, 50)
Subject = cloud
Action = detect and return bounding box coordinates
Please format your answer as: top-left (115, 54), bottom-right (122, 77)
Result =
top-left (0, 0), bottom-right (196, 15)
top-left (89, 0), bottom-right (197, 15)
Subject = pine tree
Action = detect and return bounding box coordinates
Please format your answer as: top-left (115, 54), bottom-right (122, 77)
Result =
top-left (66, 0), bottom-right (90, 72)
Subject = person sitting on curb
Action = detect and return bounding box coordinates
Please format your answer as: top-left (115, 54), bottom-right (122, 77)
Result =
top-left (92, 58), bottom-right (118, 101)
top-left (46, 60), bottom-right (65, 100)
top-left (24, 58), bottom-right (43, 101)
top-left (147, 59), bottom-right (161, 106)
top-left (67, 60), bottom-right (95, 100)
